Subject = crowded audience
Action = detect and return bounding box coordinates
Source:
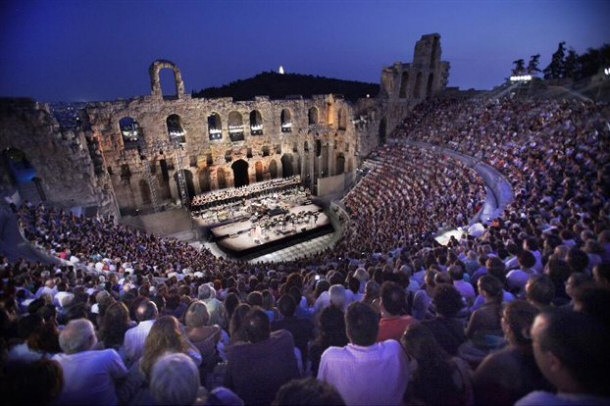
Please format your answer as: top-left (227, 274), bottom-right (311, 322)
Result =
top-left (1, 93), bottom-right (609, 405)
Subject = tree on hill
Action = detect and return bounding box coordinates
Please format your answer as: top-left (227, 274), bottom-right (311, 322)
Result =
top-left (563, 48), bottom-right (580, 79)
top-left (527, 54), bottom-right (541, 75)
top-left (544, 41), bottom-right (566, 80)
top-left (512, 59), bottom-right (525, 75)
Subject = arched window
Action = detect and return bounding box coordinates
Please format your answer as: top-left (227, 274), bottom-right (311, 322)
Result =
top-left (308, 107), bottom-right (318, 125)
top-left (167, 114), bottom-right (186, 143)
top-left (399, 72), bottom-right (409, 98)
top-left (337, 108), bottom-right (347, 130)
top-left (280, 109), bottom-right (292, 132)
top-left (228, 111), bottom-right (244, 142)
top-left (249, 110), bottom-right (263, 135)
top-left (208, 113), bottom-right (222, 141)
top-left (414, 72), bottom-right (423, 99)
top-left (269, 160), bottom-right (278, 179)
top-left (262, 146), bottom-right (270, 157)
top-left (315, 140), bottom-right (322, 157)
top-left (336, 154), bottom-right (345, 175)
top-left (119, 117), bottom-right (140, 147)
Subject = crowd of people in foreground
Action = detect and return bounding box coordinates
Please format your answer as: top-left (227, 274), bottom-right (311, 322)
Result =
top-left (0, 93), bottom-right (609, 405)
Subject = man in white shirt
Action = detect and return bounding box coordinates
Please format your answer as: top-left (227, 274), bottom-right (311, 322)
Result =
top-left (52, 318), bottom-right (127, 405)
top-left (317, 302), bottom-right (409, 405)
top-left (123, 300), bottom-right (157, 366)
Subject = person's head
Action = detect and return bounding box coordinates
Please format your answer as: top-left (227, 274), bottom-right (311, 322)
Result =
top-left (184, 301), bottom-right (210, 328)
top-left (224, 293), bottom-right (240, 319)
top-left (197, 283), bottom-right (215, 301)
top-left (380, 281), bottom-right (406, 316)
top-left (17, 313), bottom-right (44, 349)
top-left (501, 300), bottom-right (538, 346)
top-left (345, 302), bottom-right (379, 346)
top-left (401, 322), bottom-right (446, 362)
top-left (593, 263), bottom-right (610, 288)
top-left (141, 315), bottom-right (189, 379)
top-left (433, 284), bottom-right (464, 318)
top-left (525, 275), bottom-right (555, 309)
top-left (329, 284), bottom-right (347, 310)
top-left (566, 247), bottom-right (589, 273)
top-left (4, 359), bottom-right (64, 405)
top-left (531, 309), bottom-right (610, 396)
top-left (59, 318), bottom-right (97, 354)
top-left (150, 353), bottom-right (201, 406)
top-left (362, 280), bottom-right (380, 302)
top-left (517, 250), bottom-right (536, 270)
top-left (564, 272), bottom-right (593, 300)
top-left (277, 294), bottom-right (297, 318)
top-left (448, 265), bottom-right (464, 281)
top-left (477, 275), bottom-right (503, 303)
top-left (317, 305), bottom-right (347, 345)
top-left (273, 377), bottom-right (345, 406)
top-left (229, 303), bottom-right (251, 342)
top-left (246, 291), bottom-right (263, 307)
top-left (136, 300), bottom-right (158, 322)
top-left (243, 308), bottom-right (270, 344)
top-left (100, 301), bottom-right (130, 347)
top-left (572, 286), bottom-right (610, 326)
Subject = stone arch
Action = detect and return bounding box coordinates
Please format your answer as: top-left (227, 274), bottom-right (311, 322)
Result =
top-left (249, 110), bottom-right (263, 135)
top-left (217, 168), bottom-right (228, 190)
top-left (167, 114), bottom-right (186, 143)
top-left (379, 117), bottom-right (387, 145)
top-left (336, 154), bottom-right (345, 175)
top-left (308, 107), bottom-right (319, 125)
top-left (427, 73), bottom-right (434, 98)
top-left (269, 160), bottom-right (278, 178)
top-left (280, 109), bottom-right (292, 132)
top-left (232, 160), bottom-right (249, 187)
top-left (399, 71), bottom-right (409, 98)
top-left (174, 169), bottom-right (195, 200)
top-left (414, 72), bottom-right (423, 99)
top-left (119, 117), bottom-right (140, 146)
top-left (198, 168), bottom-right (211, 193)
top-left (149, 60), bottom-right (185, 99)
top-left (281, 154), bottom-right (294, 178)
top-left (228, 111), bottom-right (244, 142)
top-left (337, 108), bottom-right (347, 130)
top-left (255, 161), bottom-right (264, 182)
top-left (208, 113), bottom-right (222, 140)
top-left (139, 179), bottom-right (151, 205)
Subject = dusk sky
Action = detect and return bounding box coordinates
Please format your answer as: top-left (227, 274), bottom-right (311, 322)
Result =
top-left (0, 0), bottom-right (608, 102)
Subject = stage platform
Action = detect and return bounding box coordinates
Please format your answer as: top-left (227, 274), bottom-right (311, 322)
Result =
top-left (208, 203), bottom-right (333, 259)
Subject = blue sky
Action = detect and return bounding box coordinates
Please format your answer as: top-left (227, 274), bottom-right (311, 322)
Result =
top-left (0, 0), bottom-right (608, 102)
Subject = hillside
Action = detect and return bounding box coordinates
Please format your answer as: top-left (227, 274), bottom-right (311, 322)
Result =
top-left (192, 71), bottom-right (379, 102)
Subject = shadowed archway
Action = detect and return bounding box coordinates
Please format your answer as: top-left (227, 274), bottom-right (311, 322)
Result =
top-left (232, 159), bottom-right (249, 188)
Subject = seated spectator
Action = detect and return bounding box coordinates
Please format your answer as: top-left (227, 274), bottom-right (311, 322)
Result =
top-left (124, 300), bottom-right (158, 366)
top-left (317, 302), bottom-right (409, 406)
top-left (7, 313), bottom-right (48, 363)
top-left (228, 303), bottom-right (251, 344)
top-left (198, 283), bottom-right (229, 330)
top-left (98, 301), bottom-right (131, 364)
top-left (225, 308), bottom-right (300, 405)
top-left (308, 305), bottom-right (348, 377)
top-left (401, 323), bottom-right (472, 405)
top-left (422, 284), bottom-right (467, 356)
top-left (449, 264), bottom-right (476, 305)
top-left (473, 300), bottom-right (552, 405)
top-left (516, 309), bottom-right (610, 405)
top-left (273, 377), bottom-right (345, 406)
top-left (525, 275), bottom-right (555, 312)
top-left (592, 263), bottom-right (610, 289)
top-left (376, 281), bottom-right (415, 341)
top-left (271, 294), bottom-right (314, 363)
top-left (1, 359), bottom-right (64, 405)
top-left (506, 250), bottom-right (537, 296)
top-left (149, 353), bottom-right (207, 406)
top-left (184, 301), bottom-right (221, 378)
top-left (52, 319), bottom-right (127, 405)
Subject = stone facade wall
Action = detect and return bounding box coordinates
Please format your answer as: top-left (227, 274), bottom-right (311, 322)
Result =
top-left (85, 64), bottom-right (359, 212)
top-left (0, 98), bottom-right (117, 216)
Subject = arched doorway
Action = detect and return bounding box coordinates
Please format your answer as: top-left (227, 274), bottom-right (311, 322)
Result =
top-left (379, 117), bottom-right (387, 145)
top-left (255, 161), bottom-right (264, 182)
top-left (281, 154), bottom-right (294, 178)
top-left (217, 168), bottom-right (227, 190)
top-left (232, 160), bottom-right (249, 187)
top-left (336, 154), bottom-right (345, 175)
top-left (269, 160), bottom-right (278, 179)
top-left (198, 168), bottom-right (211, 193)
top-left (174, 170), bottom-right (195, 200)
top-left (139, 179), bottom-right (151, 204)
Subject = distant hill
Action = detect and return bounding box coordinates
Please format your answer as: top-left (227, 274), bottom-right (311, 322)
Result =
top-left (192, 71), bottom-right (379, 102)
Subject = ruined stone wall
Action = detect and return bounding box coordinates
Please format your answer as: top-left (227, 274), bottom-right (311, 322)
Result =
top-left (0, 98), bottom-right (118, 216)
top-left (359, 33), bottom-right (450, 150)
top-left (85, 65), bottom-right (359, 212)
